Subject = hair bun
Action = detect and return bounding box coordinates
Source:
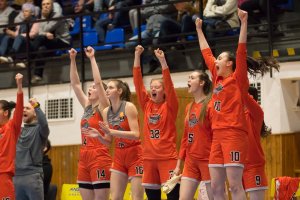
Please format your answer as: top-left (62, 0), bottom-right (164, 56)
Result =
top-left (8, 101), bottom-right (16, 109)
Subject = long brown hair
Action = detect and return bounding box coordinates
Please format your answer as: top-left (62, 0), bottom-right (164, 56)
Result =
top-left (110, 80), bottom-right (131, 102)
top-left (187, 71), bottom-right (212, 123)
top-left (248, 87), bottom-right (271, 137)
top-left (224, 51), bottom-right (280, 76)
top-left (0, 100), bottom-right (16, 119)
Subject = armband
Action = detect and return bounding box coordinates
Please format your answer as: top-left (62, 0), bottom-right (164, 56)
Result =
top-left (33, 102), bottom-right (40, 108)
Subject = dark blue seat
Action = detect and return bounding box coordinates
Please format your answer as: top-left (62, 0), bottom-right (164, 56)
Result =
top-left (83, 31), bottom-right (98, 46)
top-left (70, 15), bottom-right (95, 36)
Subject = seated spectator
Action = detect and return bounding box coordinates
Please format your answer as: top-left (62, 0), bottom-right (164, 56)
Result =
top-left (93, 0), bottom-right (110, 12)
top-left (95, 0), bottom-right (140, 44)
top-left (238, 0), bottom-right (286, 30)
top-left (128, 0), bottom-right (149, 31)
top-left (0, 0), bottom-right (18, 60)
top-left (203, 0), bottom-right (239, 38)
top-left (157, 0), bottom-right (207, 45)
top-left (0, 3), bottom-right (39, 68)
top-left (56, 0), bottom-right (94, 15)
top-left (14, 0), bottom-right (41, 23)
top-left (30, 0), bottom-right (71, 83)
top-left (125, 0), bottom-right (176, 48)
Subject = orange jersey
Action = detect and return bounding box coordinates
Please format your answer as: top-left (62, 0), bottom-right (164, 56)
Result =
top-left (107, 101), bottom-right (141, 148)
top-left (80, 105), bottom-right (109, 153)
top-left (133, 67), bottom-right (178, 160)
top-left (202, 43), bottom-right (248, 132)
top-left (244, 94), bottom-right (265, 167)
top-left (0, 92), bottom-right (23, 174)
top-left (179, 102), bottom-right (212, 161)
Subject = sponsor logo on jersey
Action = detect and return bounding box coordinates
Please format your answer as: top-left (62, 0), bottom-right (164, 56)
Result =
top-left (213, 83), bottom-right (223, 94)
top-left (188, 113), bottom-right (198, 127)
top-left (149, 114), bottom-right (160, 124)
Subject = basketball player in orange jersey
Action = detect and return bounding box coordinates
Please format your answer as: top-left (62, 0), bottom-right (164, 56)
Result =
top-left (242, 87), bottom-right (268, 200)
top-left (0, 73), bottom-right (23, 200)
top-left (196, 9), bottom-right (249, 200)
top-left (196, 8), bottom-right (281, 199)
top-left (69, 47), bottom-right (112, 200)
top-left (133, 46), bottom-right (180, 200)
top-left (93, 79), bottom-right (144, 200)
top-left (176, 70), bottom-right (213, 200)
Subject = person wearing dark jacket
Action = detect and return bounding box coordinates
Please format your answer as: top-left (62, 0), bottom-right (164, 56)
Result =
top-left (13, 98), bottom-right (50, 200)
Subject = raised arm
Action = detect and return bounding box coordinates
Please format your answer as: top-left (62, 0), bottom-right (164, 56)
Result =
top-left (100, 103), bottom-right (140, 140)
top-left (154, 49), bottom-right (178, 115)
top-left (13, 73), bottom-right (24, 135)
top-left (30, 98), bottom-right (50, 140)
top-left (238, 9), bottom-right (248, 44)
top-left (133, 45), bottom-right (150, 110)
top-left (195, 18), bottom-right (210, 51)
top-left (69, 48), bottom-right (88, 108)
top-left (85, 46), bottom-right (109, 109)
top-left (234, 9), bottom-right (249, 91)
top-left (195, 18), bottom-right (217, 82)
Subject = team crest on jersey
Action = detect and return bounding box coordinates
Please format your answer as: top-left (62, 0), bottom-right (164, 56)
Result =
top-left (213, 83), bottom-right (223, 94)
top-left (149, 114), bottom-right (160, 124)
top-left (188, 113), bottom-right (198, 127)
top-left (119, 112), bottom-right (125, 122)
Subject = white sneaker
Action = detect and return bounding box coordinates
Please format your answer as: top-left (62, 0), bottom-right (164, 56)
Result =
top-left (16, 62), bottom-right (26, 68)
top-left (162, 174), bottom-right (181, 194)
top-left (0, 56), bottom-right (13, 63)
top-left (31, 75), bottom-right (42, 83)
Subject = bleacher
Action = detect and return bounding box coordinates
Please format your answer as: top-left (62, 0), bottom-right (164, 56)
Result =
top-left (0, 0), bottom-right (300, 89)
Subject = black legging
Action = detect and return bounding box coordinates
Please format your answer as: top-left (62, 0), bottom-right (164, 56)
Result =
top-left (145, 184), bottom-right (180, 200)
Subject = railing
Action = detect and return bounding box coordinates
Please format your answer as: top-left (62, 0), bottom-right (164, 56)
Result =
top-left (0, 0), bottom-right (299, 93)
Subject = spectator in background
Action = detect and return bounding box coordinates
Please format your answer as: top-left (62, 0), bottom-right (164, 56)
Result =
top-left (75, 0), bottom-right (94, 13)
top-left (14, 0), bottom-right (40, 21)
top-left (95, 0), bottom-right (141, 44)
top-left (157, 0), bottom-right (207, 45)
top-left (238, 0), bottom-right (285, 32)
top-left (203, 0), bottom-right (239, 38)
top-left (125, 0), bottom-right (176, 48)
top-left (93, 0), bottom-right (110, 12)
top-left (0, 3), bottom-right (39, 68)
top-left (0, 0), bottom-right (18, 60)
top-left (43, 139), bottom-right (53, 197)
top-left (13, 97), bottom-right (50, 200)
top-left (30, 0), bottom-right (71, 83)
top-left (56, 0), bottom-right (94, 15)
top-left (128, 0), bottom-right (149, 31)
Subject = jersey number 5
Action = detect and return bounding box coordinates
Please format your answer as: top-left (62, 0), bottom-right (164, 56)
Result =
top-left (188, 133), bottom-right (194, 143)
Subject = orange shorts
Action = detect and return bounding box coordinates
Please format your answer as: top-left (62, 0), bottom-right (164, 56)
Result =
top-left (182, 156), bottom-right (210, 183)
top-left (0, 173), bottom-right (15, 200)
top-left (243, 165), bottom-right (268, 192)
top-left (77, 147), bottom-right (112, 189)
top-left (209, 129), bottom-right (248, 168)
top-left (142, 159), bottom-right (177, 189)
top-left (110, 144), bottom-right (143, 179)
